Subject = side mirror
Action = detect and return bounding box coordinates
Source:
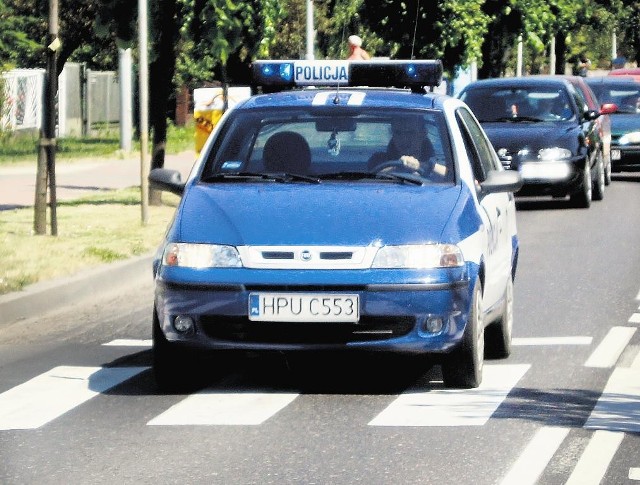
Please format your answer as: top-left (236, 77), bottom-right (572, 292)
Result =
top-left (584, 109), bottom-right (600, 121)
top-left (149, 168), bottom-right (185, 196)
top-left (479, 170), bottom-right (523, 195)
top-left (600, 103), bottom-right (618, 115)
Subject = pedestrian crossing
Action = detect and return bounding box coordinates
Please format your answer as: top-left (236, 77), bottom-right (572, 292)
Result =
top-left (0, 362), bottom-right (529, 430)
top-left (1, 336), bottom-right (639, 484)
top-left (1, 337), bottom-right (639, 432)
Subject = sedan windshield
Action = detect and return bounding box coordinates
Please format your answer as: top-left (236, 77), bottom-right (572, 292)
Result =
top-left (588, 82), bottom-right (640, 114)
top-left (202, 108), bottom-right (455, 184)
top-left (461, 86), bottom-right (574, 122)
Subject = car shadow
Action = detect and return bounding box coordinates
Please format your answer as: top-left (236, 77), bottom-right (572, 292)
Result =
top-left (515, 197), bottom-right (575, 211)
top-left (96, 349), bottom-right (439, 396)
top-left (611, 173), bottom-right (640, 183)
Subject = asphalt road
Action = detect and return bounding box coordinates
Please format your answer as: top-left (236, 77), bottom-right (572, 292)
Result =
top-left (1, 174), bottom-right (639, 484)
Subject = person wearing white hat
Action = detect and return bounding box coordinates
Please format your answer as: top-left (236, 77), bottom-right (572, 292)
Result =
top-left (347, 35), bottom-right (370, 60)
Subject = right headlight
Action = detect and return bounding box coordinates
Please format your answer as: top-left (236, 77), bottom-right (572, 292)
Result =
top-left (619, 131), bottom-right (640, 145)
top-left (162, 243), bottom-right (243, 268)
top-left (537, 147), bottom-right (572, 161)
top-left (371, 244), bottom-right (464, 269)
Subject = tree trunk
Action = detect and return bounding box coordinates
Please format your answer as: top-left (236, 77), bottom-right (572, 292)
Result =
top-left (149, 0), bottom-right (178, 205)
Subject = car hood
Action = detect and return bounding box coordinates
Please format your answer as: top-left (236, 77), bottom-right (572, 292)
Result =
top-left (610, 113), bottom-right (640, 136)
top-left (174, 182), bottom-right (462, 246)
top-left (481, 121), bottom-right (577, 151)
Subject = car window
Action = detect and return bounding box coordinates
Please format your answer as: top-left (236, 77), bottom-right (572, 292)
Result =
top-left (456, 107), bottom-right (499, 182)
top-left (588, 83), bottom-right (640, 113)
top-left (460, 86), bottom-right (574, 122)
top-left (202, 108), bottom-right (455, 183)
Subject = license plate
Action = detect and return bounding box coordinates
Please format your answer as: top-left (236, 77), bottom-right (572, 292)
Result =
top-left (612, 149), bottom-right (621, 161)
top-left (248, 293), bottom-right (359, 322)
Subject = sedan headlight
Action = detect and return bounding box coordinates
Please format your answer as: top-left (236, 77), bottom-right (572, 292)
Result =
top-left (619, 131), bottom-right (640, 145)
top-left (163, 243), bottom-right (242, 268)
top-left (537, 147), bottom-right (572, 161)
top-left (371, 244), bottom-right (464, 269)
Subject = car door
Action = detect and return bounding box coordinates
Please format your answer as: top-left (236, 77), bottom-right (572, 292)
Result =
top-left (456, 108), bottom-right (514, 309)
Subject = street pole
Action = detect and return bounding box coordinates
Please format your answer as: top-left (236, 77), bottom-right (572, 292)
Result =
top-left (35, 0), bottom-right (60, 236)
top-left (306, 0), bottom-right (314, 60)
top-left (516, 35), bottom-right (523, 77)
top-left (119, 48), bottom-right (133, 153)
top-left (138, 0), bottom-right (150, 225)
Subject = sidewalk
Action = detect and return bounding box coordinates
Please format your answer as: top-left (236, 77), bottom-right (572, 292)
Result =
top-left (0, 150), bottom-right (197, 326)
top-left (0, 150), bottom-right (197, 210)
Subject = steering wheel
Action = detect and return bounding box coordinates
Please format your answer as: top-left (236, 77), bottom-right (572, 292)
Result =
top-left (370, 159), bottom-right (420, 174)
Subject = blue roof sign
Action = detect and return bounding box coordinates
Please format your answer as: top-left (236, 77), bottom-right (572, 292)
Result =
top-left (252, 59), bottom-right (443, 92)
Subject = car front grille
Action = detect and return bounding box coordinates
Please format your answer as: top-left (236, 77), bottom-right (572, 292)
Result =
top-left (199, 316), bottom-right (415, 344)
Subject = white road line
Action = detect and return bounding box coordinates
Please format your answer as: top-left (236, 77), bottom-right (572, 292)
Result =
top-left (629, 313), bottom-right (640, 324)
top-left (368, 364), bottom-right (529, 427)
top-left (0, 366), bottom-right (148, 430)
top-left (102, 339), bottom-right (152, 347)
top-left (630, 468), bottom-right (640, 480)
top-left (565, 430), bottom-right (624, 485)
top-left (147, 391), bottom-right (299, 426)
top-left (585, 327), bottom-right (637, 368)
top-left (512, 336), bottom-right (592, 346)
top-left (499, 426), bottom-right (569, 485)
top-left (585, 351), bottom-right (640, 433)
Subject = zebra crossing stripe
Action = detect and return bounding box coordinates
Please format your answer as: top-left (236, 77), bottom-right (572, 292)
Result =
top-left (368, 364), bottom-right (530, 427)
top-left (500, 426), bottom-right (570, 485)
top-left (0, 366), bottom-right (148, 430)
top-left (147, 391), bottom-right (299, 426)
top-left (585, 327), bottom-right (637, 368)
top-left (565, 430), bottom-right (625, 485)
top-left (584, 350), bottom-right (640, 433)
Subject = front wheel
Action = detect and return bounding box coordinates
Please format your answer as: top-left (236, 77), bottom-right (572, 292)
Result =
top-left (569, 161), bottom-right (592, 209)
top-left (152, 311), bottom-right (199, 392)
top-left (442, 279), bottom-right (484, 388)
top-left (592, 151), bottom-right (605, 201)
top-left (485, 276), bottom-right (513, 359)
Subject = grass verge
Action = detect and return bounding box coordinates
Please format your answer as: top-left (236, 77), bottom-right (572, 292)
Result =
top-left (0, 187), bottom-right (180, 295)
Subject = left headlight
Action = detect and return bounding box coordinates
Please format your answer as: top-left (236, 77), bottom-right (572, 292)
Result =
top-left (371, 244), bottom-right (464, 269)
top-left (537, 147), bottom-right (572, 161)
top-left (619, 131), bottom-right (640, 145)
top-left (163, 243), bottom-right (243, 268)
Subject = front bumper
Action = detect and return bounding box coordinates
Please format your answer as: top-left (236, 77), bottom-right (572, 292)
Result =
top-left (611, 144), bottom-right (640, 171)
top-left (507, 159), bottom-right (584, 197)
top-left (153, 268), bottom-right (473, 354)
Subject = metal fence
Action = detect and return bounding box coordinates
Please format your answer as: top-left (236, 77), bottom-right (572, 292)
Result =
top-left (1, 63), bottom-right (120, 137)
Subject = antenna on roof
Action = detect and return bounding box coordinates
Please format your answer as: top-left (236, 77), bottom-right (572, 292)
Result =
top-left (410, 0), bottom-right (421, 60)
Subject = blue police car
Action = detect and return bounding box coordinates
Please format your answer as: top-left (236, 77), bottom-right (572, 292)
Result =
top-left (149, 60), bottom-right (523, 390)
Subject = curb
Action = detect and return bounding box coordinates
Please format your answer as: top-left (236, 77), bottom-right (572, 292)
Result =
top-left (0, 254), bottom-right (154, 326)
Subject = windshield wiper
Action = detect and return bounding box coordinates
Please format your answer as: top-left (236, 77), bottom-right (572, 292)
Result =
top-left (201, 172), bottom-right (321, 184)
top-left (492, 116), bottom-right (544, 123)
top-left (317, 171), bottom-right (372, 180)
top-left (374, 172), bottom-right (424, 185)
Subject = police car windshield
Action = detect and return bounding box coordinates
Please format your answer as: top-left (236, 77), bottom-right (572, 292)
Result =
top-left (202, 108), bottom-right (455, 184)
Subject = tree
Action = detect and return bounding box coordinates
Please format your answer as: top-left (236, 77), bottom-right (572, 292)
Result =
top-left (0, 0), bottom-right (40, 70)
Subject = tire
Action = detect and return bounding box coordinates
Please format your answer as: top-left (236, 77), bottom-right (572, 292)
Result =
top-left (442, 279), bottom-right (484, 389)
top-left (152, 311), bottom-right (199, 393)
top-left (592, 151), bottom-right (605, 201)
top-left (485, 276), bottom-right (513, 359)
top-left (604, 153), bottom-right (612, 186)
top-left (569, 160), bottom-right (592, 208)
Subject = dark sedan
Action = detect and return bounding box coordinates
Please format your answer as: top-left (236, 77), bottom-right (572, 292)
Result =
top-left (585, 76), bottom-right (640, 172)
top-left (459, 77), bottom-right (606, 208)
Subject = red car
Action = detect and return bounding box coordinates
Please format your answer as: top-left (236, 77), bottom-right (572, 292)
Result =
top-left (609, 68), bottom-right (640, 82)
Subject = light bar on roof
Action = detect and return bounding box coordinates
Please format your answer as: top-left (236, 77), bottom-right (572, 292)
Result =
top-left (252, 60), bottom-right (443, 91)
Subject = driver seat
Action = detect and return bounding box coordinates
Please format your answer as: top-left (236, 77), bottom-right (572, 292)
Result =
top-left (263, 131), bottom-right (311, 173)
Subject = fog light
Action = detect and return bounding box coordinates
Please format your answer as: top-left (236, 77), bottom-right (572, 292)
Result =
top-left (424, 317), bottom-right (443, 333)
top-left (173, 315), bottom-right (195, 334)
